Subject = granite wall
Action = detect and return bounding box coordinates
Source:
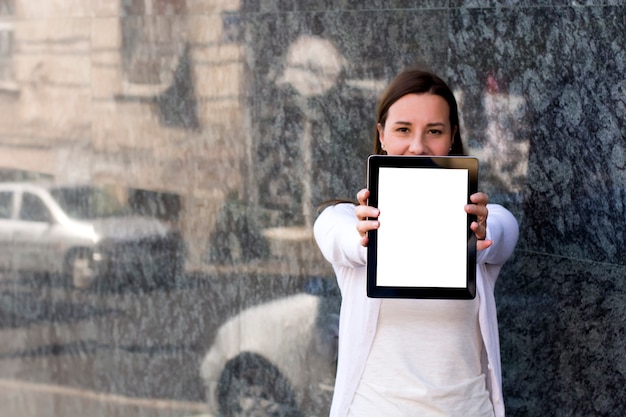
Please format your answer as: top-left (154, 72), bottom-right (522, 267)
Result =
top-left (0, 1), bottom-right (624, 416)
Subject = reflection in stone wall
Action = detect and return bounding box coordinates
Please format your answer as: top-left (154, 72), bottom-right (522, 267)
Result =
top-left (0, 2), bottom-right (625, 417)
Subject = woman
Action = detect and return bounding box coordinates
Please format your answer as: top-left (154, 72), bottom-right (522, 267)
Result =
top-left (314, 69), bottom-right (519, 417)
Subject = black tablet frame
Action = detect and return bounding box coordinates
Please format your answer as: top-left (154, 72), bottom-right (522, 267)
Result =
top-left (366, 155), bottom-right (478, 299)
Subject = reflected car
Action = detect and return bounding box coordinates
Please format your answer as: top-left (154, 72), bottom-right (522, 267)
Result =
top-left (200, 288), bottom-right (339, 417)
top-left (0, 182), bottom-right (182, 289)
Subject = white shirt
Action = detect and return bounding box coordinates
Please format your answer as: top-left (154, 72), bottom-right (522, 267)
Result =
top-left (314, 203), bottom-right (519, 417)
top-left (349, 296), bottom-right (493, 417)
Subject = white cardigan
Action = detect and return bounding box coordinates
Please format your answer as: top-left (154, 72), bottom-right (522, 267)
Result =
top-left (314, 203), bottom-right (519, 417)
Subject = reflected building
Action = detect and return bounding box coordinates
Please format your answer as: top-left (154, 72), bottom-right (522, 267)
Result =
top-left (0, 0), bottom-right (284, 274)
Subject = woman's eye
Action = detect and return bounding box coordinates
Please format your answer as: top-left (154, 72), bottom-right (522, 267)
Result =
top-left (396, 127), bottom-right (409, 133)
top-left (428, 129), bottom-right (443, 135)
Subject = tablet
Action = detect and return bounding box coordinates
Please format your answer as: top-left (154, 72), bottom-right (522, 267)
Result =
top-left (366, 155), bottom-right (478, 299)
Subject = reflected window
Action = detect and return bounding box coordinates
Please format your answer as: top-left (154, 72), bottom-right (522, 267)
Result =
top-left (121, 0), bottom-right (187, 85)
top-left (129, 188), bottom-right (181, 221)
top-left (50, 186), bottom-right (129, 220)
top-left (19, 193), bottom-right (52, 223)
top-left (0, 0), bottom-right (14, 85)
top-left (0, 191), bottom-right (12, 218)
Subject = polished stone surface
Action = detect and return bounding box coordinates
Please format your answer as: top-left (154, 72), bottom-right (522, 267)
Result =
top-left (0, 1), bottom-right (624, 416)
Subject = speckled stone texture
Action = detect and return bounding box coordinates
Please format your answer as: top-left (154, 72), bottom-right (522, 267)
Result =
top-left (240, 1), bottom-right (626, 416)
top-left (1, 1), bottom-right (625, 416)
top-left (447, 5), bottom-right (626, 416)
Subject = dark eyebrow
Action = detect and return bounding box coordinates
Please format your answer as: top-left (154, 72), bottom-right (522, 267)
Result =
top-left (391, 121), bottom-right (447, 127)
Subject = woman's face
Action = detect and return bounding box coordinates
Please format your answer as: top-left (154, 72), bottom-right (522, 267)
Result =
top-left (378, 93), bottom-right (456, 156)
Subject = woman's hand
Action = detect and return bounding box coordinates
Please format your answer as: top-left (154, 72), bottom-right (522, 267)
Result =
top-left (354, 189), bottom-right (379, 247)
top-left (465, 192), bottom-right (493, 251)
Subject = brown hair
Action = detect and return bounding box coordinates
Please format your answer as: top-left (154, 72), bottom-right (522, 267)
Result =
top-left (373, 68), bottom-right (465, 156)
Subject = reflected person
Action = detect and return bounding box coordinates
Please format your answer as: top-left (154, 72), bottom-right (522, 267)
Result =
top-left (314, 68), bottom-right (519, 417)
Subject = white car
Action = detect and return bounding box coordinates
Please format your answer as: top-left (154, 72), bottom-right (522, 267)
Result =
top-left (0, 182), bottom-right (182, 289)
top-left (200, 290), bottom-right (339, 417)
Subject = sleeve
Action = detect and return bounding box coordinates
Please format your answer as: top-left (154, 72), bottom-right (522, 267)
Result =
top-left (313, 203), bottom-right (367, 268)
top-left (476, 204), bottom-right (519, 266)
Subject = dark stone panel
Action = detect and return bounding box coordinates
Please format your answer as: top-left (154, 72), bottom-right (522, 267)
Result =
top-left (449, 5), bottom-right (626, 264)
top-left (451, 0), bottom-right (622, 7)
top-left (241, 0), bottom-right (451, 13)
top-left (449, 7), bottom-right (626, 414)
top-left (235, 6), bottom-right (626, 414)
top-left (497, 252), bottom-right (626, 416)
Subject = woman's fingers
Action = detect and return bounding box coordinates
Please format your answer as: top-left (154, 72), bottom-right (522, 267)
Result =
top-left (469, 192), bottom-right (489, 206)
top-left (467, 192), bottom-right (490, 250)
top-left (355, 204), bottom-right (380, 221)
top-left (357, 188), bottom-right (370, 206)
top-left (355, 189), bottom-right (379, 247)
top-left (476, 238), bottom-right (493, 251)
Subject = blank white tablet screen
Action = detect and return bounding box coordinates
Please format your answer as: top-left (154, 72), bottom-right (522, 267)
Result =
top-left (375, 167), bottom-right (468, 288)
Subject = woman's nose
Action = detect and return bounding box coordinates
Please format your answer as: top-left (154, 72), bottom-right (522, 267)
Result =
top-left (407, 135), bottom-right (426, 155)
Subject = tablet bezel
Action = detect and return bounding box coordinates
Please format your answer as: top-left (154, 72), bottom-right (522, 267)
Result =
top-left (366, 155), bottom-right (478, 299)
